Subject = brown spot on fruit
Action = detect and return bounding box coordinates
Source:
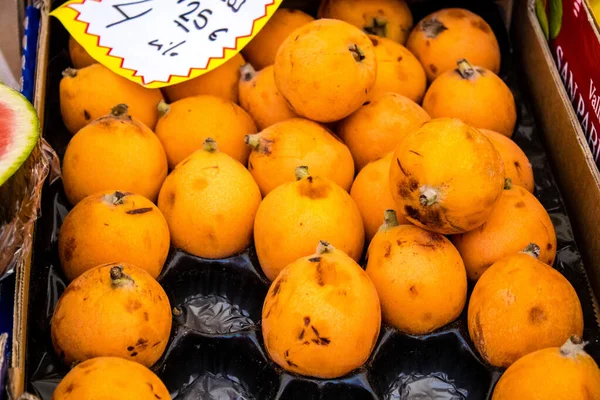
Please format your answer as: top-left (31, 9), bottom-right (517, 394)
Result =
top-left (298, 181), bottom-right (331, 199)
top-left (83, 110), bottom-right (91, 120)
top-left (97, 118), bottom-right (113, 129)
top-left (473, 312), bottom-right (488, 360)
top-left (286, 359), bottom-right (299, 368)
top-left (404, 205), bottom-right (443, 228)
top-left (396, 158), bottom-right (409, 176)
top-left (370, 37), bottom-right (379, 46)
top-left (131, 351), bottom-right (138, 357)
top-left (447, 9), bottom-right (466, 18)
top-left (429, 64), bottom-right (438, 74)
top-left (409, 285), bottom-right (418, 297)
top-left (144, 312), bottom-right (149, 321)
top-left (63, 237), bottom-right (77, 262)
top-left (397, 182), bottom-right (412, 199)
top-left (397, 56), bottom-right (403, 62)
top-left (515, 201), bottom-right (526, 208)
top-left (404, 205), bottom-right (420, 220)
top-left (408, 178), bottom-right (419, 191)
top-left (383, 241), bottom-right (391, 258)
top-left (427, 231), bottom-right (444, 243)
top-left (283, 349), bottom-right (299, 367)
top-left (425, 209), bottom-right (443, 227)
top-left (65, 383), bottom-right (75, 394)
top-left (304, 316), bottom-right (310, 326)
top-left (298, 329), bottom-right (305, 340)
top-left (272, 279), bottom-right (284, 296)
top-left (195, 178), bottom-right (208, 191)
top-left (258, 138), bottom-right (276, 156)
top-left (409, 150), bottom-right (423, 157)
top-left (125, 299), bottom-right (143, 312)
top-left (472, 19), bottom-right (491, 33)
top-left (127, 346), bottom-right (134, 351)
top-left (529, 307), bottom-right (547, 324)
top-left (152, 341), bottom-right (161, 347)
top-left (423, 312), bottom-right (432, 321)
top-left (126, 207), bottom-right (153, 215)
top-left (307, 323), bottom-right (331, 345)
top-left (166, 191), bottom-right (176, 208)
top-left (315, 261), bottom-right (324, 286)
top-left (546, 243), bottom-right (553, 250)
top-left (309, 257), bottom-right (321, 263)
top-left (514, 161), bottom-right (522, 171)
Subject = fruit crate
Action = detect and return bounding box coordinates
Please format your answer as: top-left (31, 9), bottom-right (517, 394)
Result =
top-left (17, 0), bottom-right (600, 398)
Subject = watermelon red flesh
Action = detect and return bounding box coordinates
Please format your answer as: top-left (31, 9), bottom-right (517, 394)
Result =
top-left (0, 82), bottom-right (40, 187)
top-left (0, 101), bottom-right (15, 156)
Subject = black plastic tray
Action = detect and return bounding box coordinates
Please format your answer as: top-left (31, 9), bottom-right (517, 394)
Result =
top-left (26, 0), bottom-right (600, 399)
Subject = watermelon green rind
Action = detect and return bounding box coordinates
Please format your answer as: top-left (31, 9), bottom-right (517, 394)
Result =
top-left (0, 82), bottom-right (40, 187)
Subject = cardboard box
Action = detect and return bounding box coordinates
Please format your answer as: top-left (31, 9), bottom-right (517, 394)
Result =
top-left (6, 1), bottom-right (51, 398)
top-left (540, 0), bottom-right (600, 169)
top-left (6, 0), bottom-right (600, 397)
top-left (514, 0), bottom-right (600, 301)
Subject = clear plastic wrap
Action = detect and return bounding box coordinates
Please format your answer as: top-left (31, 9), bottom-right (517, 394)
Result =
top-left (0, 138), bottom-right (59, 280)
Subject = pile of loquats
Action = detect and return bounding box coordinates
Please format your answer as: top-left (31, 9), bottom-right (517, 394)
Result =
top-left (49, 0), bottom-right (599, 398)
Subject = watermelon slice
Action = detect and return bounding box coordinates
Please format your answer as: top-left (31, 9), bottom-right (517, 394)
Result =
top-left (0, 82), bottom-right (40, 187)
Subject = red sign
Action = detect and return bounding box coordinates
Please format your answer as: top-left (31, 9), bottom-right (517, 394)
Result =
top-left (548, 0), bottom-right (600, 167)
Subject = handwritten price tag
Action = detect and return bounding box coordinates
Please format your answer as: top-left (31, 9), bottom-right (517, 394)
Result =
top-left (50, 0), bottom-right (283, 88)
